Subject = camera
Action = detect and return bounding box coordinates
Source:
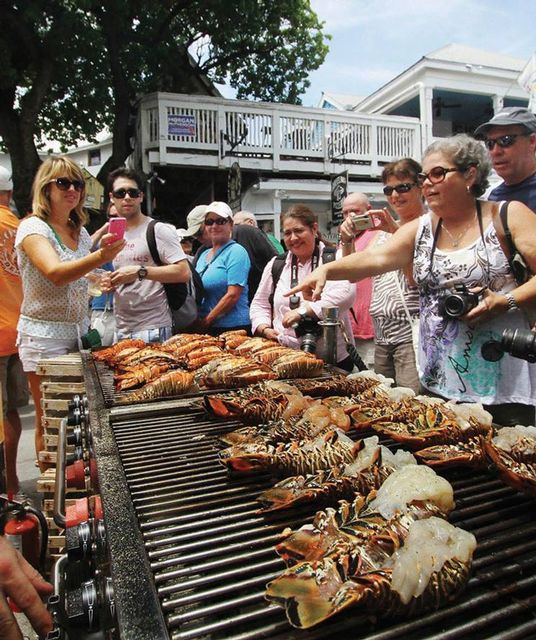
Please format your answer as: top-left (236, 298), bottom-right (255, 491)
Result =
top-left (481, 328), bottom-right (536, 363)
top-left (351, 213), bottom-right (374, 231)
top-left (294, 317), bottom-right (323, 354)
top-left (437, 284), bottom-right (481, 319)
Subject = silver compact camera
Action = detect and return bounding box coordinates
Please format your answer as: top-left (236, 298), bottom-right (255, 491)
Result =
top-left (351, 213), bottom-right (374, 231)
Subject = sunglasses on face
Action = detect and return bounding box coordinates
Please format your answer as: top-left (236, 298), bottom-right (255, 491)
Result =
top-left (484, 133), bottom-right (530, 150)
top-left (112, 188), bottom-right (142, 199)
top-left (204, 217), bottom-right (229, 226)
top-left (382, 182), bottom-right (416, 196)
top-left (417, 167), bottom-right (460, 185)
top-left (51, 177), bottom-right (85, 192)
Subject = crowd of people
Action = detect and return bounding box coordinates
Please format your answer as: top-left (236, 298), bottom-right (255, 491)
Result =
top-left (1, 105), bottom-right (536, 638)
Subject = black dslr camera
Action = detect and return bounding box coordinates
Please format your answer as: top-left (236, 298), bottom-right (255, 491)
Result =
top-left (481, 328), bottom-right (536, 363)
top-left (294, 317), bottom-right (323, 354)
top-left (437, 284), bottom-right (481, 319)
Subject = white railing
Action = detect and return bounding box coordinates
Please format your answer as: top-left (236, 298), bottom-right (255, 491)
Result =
top-left (137, 92), bottom-right (422, 175)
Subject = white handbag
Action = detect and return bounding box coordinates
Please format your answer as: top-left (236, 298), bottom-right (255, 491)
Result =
top-left (393, 272), bottom-right (420, 365)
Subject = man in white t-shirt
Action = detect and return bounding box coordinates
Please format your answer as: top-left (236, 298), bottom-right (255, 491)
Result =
top-left (106, 168), bottom-right (190, 342)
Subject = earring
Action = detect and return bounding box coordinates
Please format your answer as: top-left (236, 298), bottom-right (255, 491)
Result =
top-left (466, 185), bottom-right (471, 193)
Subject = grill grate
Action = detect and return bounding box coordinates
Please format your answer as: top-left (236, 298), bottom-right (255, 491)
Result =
top-left (103, 406), bottom-right (536, 640)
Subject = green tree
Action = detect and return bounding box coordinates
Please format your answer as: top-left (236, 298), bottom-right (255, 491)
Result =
top-left (0, 0), bottom-right (329, 213)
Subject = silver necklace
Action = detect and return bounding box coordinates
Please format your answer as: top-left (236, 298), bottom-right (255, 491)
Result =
top-left (441, 211), bottom-right (476, 248)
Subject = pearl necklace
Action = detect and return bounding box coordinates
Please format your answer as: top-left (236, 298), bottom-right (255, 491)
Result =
top-left (441, 211), bottom-right (477, 248)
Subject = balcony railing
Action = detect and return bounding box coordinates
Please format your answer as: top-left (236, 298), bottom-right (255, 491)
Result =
top-left (136, 92), bottom-right (422, 177)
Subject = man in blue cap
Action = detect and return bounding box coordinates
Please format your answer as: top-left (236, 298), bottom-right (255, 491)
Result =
top-left (475, 106), bottom-right (536, 211)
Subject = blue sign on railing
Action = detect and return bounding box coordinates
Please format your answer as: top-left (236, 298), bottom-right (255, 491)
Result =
top-left (168, 114), bottom-right (196, 136)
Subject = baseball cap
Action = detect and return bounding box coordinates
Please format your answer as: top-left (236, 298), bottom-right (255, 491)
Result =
top-left (475, 107), bottom-right (536, 136)
top-left (183, 205), bottom-right (208, 237)
top-left (0, 166), bottom-right (13, 191)
top-left (205, 201), bottom-right (233, 219)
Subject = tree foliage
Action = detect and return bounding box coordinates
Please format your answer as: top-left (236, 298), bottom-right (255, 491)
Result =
top-left (0, 0), bottom-right (329, 212)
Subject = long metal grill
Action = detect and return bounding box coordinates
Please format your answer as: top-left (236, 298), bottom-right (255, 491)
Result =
top-left (96, 402), bottom-right (536, 640)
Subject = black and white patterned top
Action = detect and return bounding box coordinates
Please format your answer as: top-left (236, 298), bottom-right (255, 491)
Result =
top-left (369, 231), bottom-right (419, 345)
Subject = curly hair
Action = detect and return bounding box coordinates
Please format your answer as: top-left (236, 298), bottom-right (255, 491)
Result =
top-left (423, 134), bottom-right (491, 197)
top-left (31, 156), bottom-right (87, 228)
top-left (107, 166), bottom-right (145, 193)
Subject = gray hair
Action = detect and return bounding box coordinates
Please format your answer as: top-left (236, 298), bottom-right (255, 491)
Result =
top-left (423, 134), bottom-right (492, 197)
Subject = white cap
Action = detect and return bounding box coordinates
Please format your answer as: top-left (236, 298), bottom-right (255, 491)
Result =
top-left (0, 166), bottom-right (13, 191)
top-left (205, 201), bottom-right (233, 219)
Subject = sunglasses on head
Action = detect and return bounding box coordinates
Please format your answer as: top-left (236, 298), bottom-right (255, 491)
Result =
top-left (204, 217), bottom-right (229, 226)
top-left (484, 133), bottom-right (530, 150)
top-left (112, 188), bottom-right (142, 199)
top-left (417, 167), bottom-right (461, 185)
top-left (383, 182), bottom-right (416, 196)
top-left (52, 177), bottom-right (85, 192)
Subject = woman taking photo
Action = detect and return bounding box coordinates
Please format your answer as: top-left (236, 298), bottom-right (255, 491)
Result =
top-left (250, 204), bottom-right (356, 371)
top-left (195, 202), bottom-right (251, 335)
top-left (15, 156), bottom-right (124, 469)
top-left (340, 159), bottom-right (425, 391)
top-left (288, 135), bottom-right (536, 425)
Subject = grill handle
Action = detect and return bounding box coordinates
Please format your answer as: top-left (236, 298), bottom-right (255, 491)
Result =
top-left (53, 418), bottom-right (68, 529)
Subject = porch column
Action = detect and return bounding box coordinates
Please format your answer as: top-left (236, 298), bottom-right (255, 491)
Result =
top-left (419, 85), bottom-right (434, 154)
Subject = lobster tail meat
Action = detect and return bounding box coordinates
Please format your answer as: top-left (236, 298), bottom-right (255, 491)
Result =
top-left (484, 425), bottom-right (536, 496)
top-left (117, 370), bottom-right (195, 402)
top-left (266, 506), bottom-right (475, 629)
top-left (257, 438), bottom-right (417, 513)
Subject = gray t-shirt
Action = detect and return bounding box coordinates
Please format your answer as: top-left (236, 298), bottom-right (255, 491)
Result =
top-left (113, 217), bottom-right (186, 333)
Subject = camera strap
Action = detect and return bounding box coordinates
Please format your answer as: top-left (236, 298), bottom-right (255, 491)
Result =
top-left (428, 199), bottom-right (490, 286)
top-left (289, 245), bottom-right (320, 309)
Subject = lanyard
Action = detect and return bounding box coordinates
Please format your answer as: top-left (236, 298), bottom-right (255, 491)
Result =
top-left (290, 244), bottom-right (320, 288)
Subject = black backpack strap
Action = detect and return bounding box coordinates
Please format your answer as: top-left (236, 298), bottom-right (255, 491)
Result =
top-left (146, 219), bottom-right (162, 265)
top-left (269, 253), bottom-right (287, 311)
top-left (499, 201), bottom-right (516, 260)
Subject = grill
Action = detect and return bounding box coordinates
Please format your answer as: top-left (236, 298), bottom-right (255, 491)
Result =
top-left (83, 355), bottom-right (536, 640)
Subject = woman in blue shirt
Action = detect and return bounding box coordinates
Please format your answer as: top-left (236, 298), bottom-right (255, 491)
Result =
top-left (195, 202), bottom-right (251, 335)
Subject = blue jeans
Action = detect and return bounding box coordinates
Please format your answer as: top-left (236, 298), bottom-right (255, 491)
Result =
top-left (115, 326), bottom-right (172, 344)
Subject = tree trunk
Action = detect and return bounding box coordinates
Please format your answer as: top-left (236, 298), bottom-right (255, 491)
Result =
top-left (0, 109), bottom-right (41, 216)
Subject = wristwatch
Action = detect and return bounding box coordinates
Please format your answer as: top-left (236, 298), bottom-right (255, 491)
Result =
top-left (504, 292), bottom-right (519, 311)
top-left (297, 305), bottom-right (308, 320)
top-left (137, 265), bottom-right (148, 281)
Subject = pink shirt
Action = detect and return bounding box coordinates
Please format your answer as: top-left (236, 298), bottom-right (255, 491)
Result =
top-left (250, 243), bottom-right (355, 362)
top-left (348, 229), bottom-right (379, 339)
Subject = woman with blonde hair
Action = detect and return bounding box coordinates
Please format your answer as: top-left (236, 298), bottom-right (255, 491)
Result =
top-left (15, 156), bottom-right (124, 469)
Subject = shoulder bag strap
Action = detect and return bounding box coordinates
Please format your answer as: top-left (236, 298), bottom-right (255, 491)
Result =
top-left (498, 200), bottom-right (516, 260)
top-left (146, 219), bottom-right (162, 265)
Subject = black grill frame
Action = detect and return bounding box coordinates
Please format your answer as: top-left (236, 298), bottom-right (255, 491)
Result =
top-left (84, 354), bottom-right (536, 640)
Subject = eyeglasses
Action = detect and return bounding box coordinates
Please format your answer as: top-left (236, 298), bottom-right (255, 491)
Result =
top-left (382, 182), bottom-right (416, 196)
top-left (51, 177), bottom-right (85, 192)
top-left (112, 188), bottom-right (142, 199)
top-left (417, 167), bottom-right (460, 185)
top-left (483, 133), bottom-right (530, 150)
top-left (204, 217), bottom-right (229, 226)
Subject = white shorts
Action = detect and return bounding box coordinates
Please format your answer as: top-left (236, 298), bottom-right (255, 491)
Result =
top-left (17, 334), bottom-right (79, 373)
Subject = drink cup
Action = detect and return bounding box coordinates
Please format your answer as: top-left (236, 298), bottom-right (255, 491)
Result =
top-left (86, 268), bottom-right (106, 297)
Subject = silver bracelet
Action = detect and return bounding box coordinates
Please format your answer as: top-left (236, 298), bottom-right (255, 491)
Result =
top-left (504, 293), bottom-right (519, 311)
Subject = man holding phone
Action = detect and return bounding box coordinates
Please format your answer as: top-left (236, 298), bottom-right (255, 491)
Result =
top-left (104, 167), bottom-right (190, 343)
top-left (337, 192), bottom-right (387, 368)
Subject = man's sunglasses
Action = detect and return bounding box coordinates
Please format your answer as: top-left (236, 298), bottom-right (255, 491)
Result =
top-left (112, 188), bottom-right (142, 199)
top-left (51, 177), bottom-right (85, 192)
top-left (417, 167), bottom-right (460, 185)
top-left (484, 133), bottom-right (531, 150)
top-left (204, 218), bottom-right (229, 226)
top-left (383, 182), bottom-right (416, 196)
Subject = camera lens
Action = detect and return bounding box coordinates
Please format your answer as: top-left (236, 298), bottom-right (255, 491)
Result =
top-left (443, 295), bottom-right (466, 318)
top-left (502, 328), bottom-right (536, 363)
top-left (300, 334), bottom-right (318, 354)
